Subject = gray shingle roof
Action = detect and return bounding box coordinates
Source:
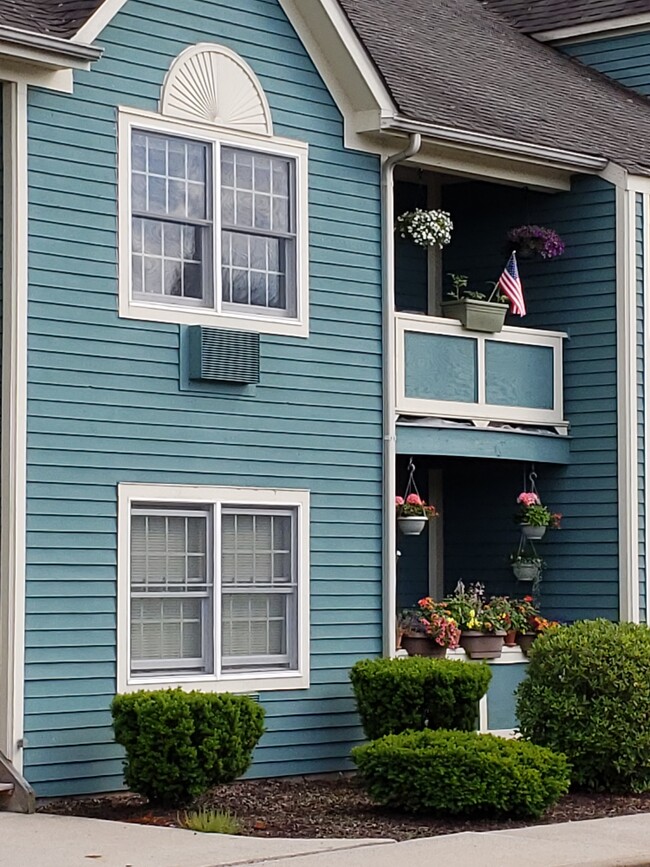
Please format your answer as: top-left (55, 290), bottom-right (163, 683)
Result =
top-left (338, 0), bottom-right (650, 173)
top-left (0, 0), bottom-right (103, 38)
top-left (483, 0), bottom-right (650, 34)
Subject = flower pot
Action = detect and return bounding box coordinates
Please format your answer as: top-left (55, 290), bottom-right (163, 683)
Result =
top-left (397, 516), bottom-right (428, 536)
top-left (512, 561), bottom-right (543, 582)
top-left (400, 635), bottom-right (447, 658)
top-left (517, 632), bottom-right (537, 656)
top-left (504, 629), bottom-right (518, 647)
top-left (520, 524), bottom-right (547, 541)
top-left (441, 299), bottom-right (509, 333)
top-left (459, 631), bottom-right (504, 660)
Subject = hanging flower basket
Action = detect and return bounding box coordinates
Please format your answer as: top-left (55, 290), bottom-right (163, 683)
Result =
top-left (520, 524), bottom-right (546, 541)
top-left (512, 560), bottom-right (543, 582)
top-left (397, 516), bottom-right (429, 536)
top-left (396, 209), bottom-right (453, 249)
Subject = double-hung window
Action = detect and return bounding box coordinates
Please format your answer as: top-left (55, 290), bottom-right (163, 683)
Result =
top-left (119, 111), bottom-right (309, 337)
top-left (119, 484), bottom-right (310, 693)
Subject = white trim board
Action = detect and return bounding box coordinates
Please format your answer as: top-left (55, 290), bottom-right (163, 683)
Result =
top-left (0, 81), bottom-right (28, 769)
top-left (534, 13), bottom-right (650, 44)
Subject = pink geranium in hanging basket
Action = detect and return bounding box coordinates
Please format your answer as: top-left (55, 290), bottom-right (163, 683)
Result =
top-left (396, 495), bottom-right (438, 537)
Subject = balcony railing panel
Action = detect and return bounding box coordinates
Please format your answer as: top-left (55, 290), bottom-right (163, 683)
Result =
top-left (395, 313), bottom-right (567, 431)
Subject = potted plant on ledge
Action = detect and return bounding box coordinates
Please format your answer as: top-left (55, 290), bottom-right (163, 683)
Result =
top-left (444, 581), bottom-right (505, 660)
top-left (441, 273), bottom-right (510, 333)
top-left (398, 597), bottom-right (461, 658)
top-left (513, 596), bottom-right (560, 655)
top-left (516, 491), bottom-right (562, 541)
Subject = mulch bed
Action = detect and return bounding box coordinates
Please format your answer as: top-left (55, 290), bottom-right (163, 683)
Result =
top-left (38, 777), bottom-right (650, 841)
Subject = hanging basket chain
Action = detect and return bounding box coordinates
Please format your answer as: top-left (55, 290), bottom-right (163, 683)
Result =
top-left (401, 458), bottom-right (427, 518)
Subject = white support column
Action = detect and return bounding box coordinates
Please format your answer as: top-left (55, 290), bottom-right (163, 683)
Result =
top-left (616, 183), bottom-right (640, 623)
top-left (0, 81), bottom-right (28, 768)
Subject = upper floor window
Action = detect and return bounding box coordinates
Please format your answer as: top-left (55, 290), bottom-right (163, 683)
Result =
top-left (119, 44), bottom-right (309, 337)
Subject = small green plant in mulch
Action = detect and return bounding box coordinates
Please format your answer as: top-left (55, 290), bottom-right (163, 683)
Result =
top-left (179, 807), bottom-right (242, 834)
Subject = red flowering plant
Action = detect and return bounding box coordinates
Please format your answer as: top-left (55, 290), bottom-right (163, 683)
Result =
top-left (516, 491), bottom-right (561, 529)
top-left (399, 597), bottom-right (461, 649)
top-left (395, 493), bottom-right (438, 518)
top-left (513, 596), bottom-right (560, 634)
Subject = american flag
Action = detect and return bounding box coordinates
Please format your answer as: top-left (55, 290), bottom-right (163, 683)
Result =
top-left (497, 251), bottom-right (526, 316)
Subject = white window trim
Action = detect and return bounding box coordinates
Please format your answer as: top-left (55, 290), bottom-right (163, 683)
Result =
top-left (117, 482), bottom-right (311, 694)
top-left (118, 106), bottom-right (310, 338)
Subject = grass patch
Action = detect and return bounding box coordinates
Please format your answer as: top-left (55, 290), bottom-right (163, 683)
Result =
top-left (179, 807), bottom-right (242, 834)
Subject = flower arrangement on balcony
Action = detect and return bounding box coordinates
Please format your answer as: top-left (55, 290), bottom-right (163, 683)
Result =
top-left (398, 598), bottom-right (461, 658)
top-left (516, 491), bottom-right (562, 541)
top-left (443, 581), bottom-right (506, 659)
top-left (396, 208), bottom-right (453, 249)
top-left (395, 494), bottom-right (438, 536)
top-left (441, 273), bottom-right (509, 333)
top-left (507, 225), bottom-right (565, 260)
top-left (513, 596), bottom-right (560, 655)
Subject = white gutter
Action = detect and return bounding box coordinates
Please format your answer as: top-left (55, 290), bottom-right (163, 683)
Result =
top-left (382, 132), bottom-right (422, 658)
top-left (384, 116), bottom-right (608, 173)
top-left (0, 26), bottom-right (101, 70)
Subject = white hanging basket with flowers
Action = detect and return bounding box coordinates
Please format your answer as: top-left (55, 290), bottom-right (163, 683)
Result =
top-left (396, 458), bottom-right (438, 537)
top-left (396, 209), bottom-right (453, 249)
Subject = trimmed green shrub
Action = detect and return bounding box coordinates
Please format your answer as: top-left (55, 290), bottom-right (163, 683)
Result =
top-left (352, 729), bottom-right (570, 818)
top-left (112, 689), bottom-right (265, 805)
top-left (349, 657), bottom-right (491, 739)
top-left (516, 619), bottom-right (650, 793)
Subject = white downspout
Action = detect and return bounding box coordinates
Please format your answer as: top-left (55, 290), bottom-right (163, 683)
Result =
top-left (382, 133), bottom-right (422, 657)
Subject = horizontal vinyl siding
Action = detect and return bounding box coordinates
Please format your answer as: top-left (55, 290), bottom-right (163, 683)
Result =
top-left (562, 32), bottom-right (650, 95)
top-left (442, 176), bottom-right (619, 620)
top-left (24, 0), bottom-right (382, 795)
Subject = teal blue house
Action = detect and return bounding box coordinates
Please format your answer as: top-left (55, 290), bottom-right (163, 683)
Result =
top-left (1, 0), bottom-right (650, 804)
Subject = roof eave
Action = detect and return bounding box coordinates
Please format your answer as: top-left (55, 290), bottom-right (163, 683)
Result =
top-left (0, 25), bottom-right (102, 70)
top-left (385, 115), bottom-right (609, 174)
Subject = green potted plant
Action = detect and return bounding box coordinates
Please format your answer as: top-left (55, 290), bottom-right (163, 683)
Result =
top-left (443, 581), bottom-right (505, 659)
top-left (441, 273), bottom-right (509, 333)
top-left (398, 598), bottom-right (461, 658)
top-left (484, 596), bottom-right (525, 647)
top-left (516, 491), bottom-right (562, 541)
top-left (396, 494), bottom-right (438, 536)
top-left (510, 551), bottom-right (545, 583)
top-left (513, 596), bottom-right (560, 654)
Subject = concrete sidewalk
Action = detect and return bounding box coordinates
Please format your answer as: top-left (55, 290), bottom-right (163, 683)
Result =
top-left (2, 811), bottom-right (650, 867)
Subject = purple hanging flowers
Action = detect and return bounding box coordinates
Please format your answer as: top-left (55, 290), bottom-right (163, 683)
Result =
top-left (507, 225), bottom-right (565, 260)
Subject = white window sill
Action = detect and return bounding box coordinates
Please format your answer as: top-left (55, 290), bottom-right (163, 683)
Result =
top-left (120, 300), bottom-right (309, 338)
top-left (120, 670), bottom-right (310, 694)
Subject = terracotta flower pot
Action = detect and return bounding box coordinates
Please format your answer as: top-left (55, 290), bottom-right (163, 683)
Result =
top-left (459, 631), bottom-right (504, 660)
top-left (504, 629), bottom-right (518, 647)
top-left (517, 632), bottom-right (537, 655)
top-left (400, 635), bottom-right (447, 658)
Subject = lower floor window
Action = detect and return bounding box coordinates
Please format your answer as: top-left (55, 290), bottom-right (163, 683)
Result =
top-left (121, 485), bottom-right (308, 689)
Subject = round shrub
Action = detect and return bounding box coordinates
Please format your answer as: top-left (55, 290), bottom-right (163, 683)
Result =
top-left (349, 657), bottom-right (491, 739)
top-left (112, 688), bottom-right (265, 805)
top-left (516, 619), bottom-right (650, 792)
top-left (352, 729), bottom-right (570, 818)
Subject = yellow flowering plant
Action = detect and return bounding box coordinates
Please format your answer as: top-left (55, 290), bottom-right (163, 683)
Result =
top-left (443, 581), bottom-right (505, 634)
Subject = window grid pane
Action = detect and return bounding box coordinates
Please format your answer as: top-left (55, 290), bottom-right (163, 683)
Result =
top-left (221, 510), bottom-right (297, 670)
top-left (131, 131), bottom-right (211, 303)
top-left (221, 147), bottom-right (295, 314)
top-left (130, 508), bottom-right (212, 674)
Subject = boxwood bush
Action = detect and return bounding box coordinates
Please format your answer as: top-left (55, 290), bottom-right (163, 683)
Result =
top-left (352, 729), bottom-right (570, 818)
top-left (349, 657), bottom-right (491, 739)
top-left (112, 689), bottom-right (265, 805)
top-left (516, 619), bottom-right (650, 792)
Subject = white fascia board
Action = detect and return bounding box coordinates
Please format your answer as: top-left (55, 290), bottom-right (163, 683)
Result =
top-left (534, 13), bottom-right (650, 44)
top-left (0, 26), bottom-right (101, 69)
top-left (385, 116), bottom-right (608, 175)
top-left (72, 0), bottom-right (129, 44)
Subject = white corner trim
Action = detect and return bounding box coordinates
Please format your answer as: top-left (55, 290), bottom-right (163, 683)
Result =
top-left (116, 483), bottom-right (311, 695)
top-left (71, 0), bottom-right (130, 44)
top-left (617, 185), bottom-right (640, 622)
top-left (117, 108), bottom-right (310, 338)
top-left (534, 13), bottom-right (650, 44)
top-left (0, 82), bottom-right (28, 769)
top-left (160, 43), bottom-right (273, 137)
top-left (644, 193), bottom-right (650, 626)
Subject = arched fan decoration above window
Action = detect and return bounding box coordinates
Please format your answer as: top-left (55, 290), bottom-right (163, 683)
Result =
top-left (160, 43), bottom-right (273, 136)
